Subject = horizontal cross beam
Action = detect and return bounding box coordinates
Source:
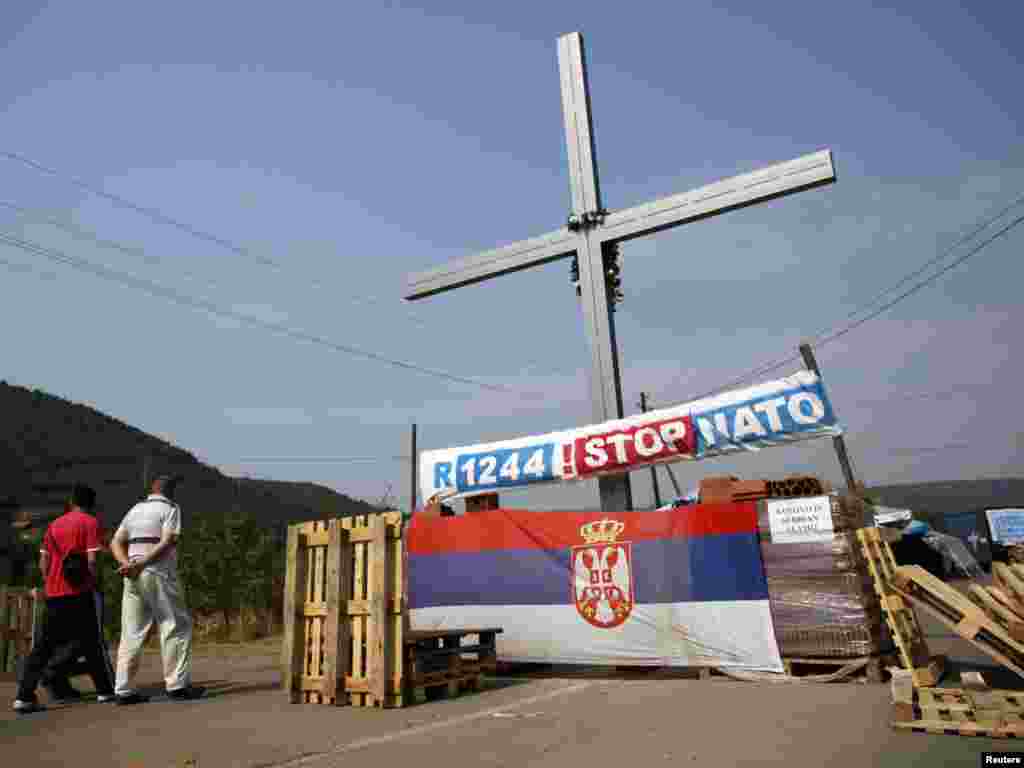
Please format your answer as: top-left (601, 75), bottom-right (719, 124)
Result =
top-left (404, 229), bottom-right (578, 301)
top-left (600, 149), bottom-right (834, 243)
top-left (403, 149), bottom-right (835, 300)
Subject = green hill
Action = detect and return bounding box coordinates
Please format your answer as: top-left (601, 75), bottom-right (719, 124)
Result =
top-left (0, 380), bottom-right (383, 534)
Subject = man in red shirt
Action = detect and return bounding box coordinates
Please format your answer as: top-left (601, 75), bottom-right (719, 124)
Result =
top-left (13, 484), bottom-right (116, 713)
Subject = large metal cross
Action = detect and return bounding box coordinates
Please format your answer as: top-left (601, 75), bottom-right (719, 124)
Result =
top-left (403, 32), bottom-right (836, 512)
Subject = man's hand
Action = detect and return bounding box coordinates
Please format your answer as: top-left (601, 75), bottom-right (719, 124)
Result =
top-left (118, 562), bottom-right (143, 579)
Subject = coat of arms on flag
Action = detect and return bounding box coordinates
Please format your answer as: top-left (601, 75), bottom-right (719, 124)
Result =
top-left (572, 519), bottom-right (634, 629)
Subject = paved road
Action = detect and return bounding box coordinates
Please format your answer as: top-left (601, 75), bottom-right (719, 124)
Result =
top-left (2, 627), bottom-right (1020, 768)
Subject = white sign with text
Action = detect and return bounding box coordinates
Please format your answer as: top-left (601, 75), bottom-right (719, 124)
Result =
top-left (767, 496), bottom-right (835, 543)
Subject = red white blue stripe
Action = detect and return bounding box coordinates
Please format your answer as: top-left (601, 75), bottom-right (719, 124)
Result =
top-left (407, 504), bottom-right (783, 671)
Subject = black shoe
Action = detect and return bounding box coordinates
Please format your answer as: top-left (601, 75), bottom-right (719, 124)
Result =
top-left (44, 682), bottom-right (82, 703)
top-left (167, 686), bottom-right (206, 701)
top-left (115, 693), bottom-right (150, 706)
top-left (12, 697), bottom-right (46, 714)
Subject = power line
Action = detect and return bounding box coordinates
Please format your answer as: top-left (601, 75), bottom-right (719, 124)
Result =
top-left (234, 456), bottom-right (412, 464)
top-left (657, 196), bottom-right (1024, 407)
top-left (813, 213), bottom-right (1024, 349)
top-left (0, 199), bottom-right (225, 295)
top-left (0, 197), bottom-right (582, 376)
top-left (0, 152), bottom-right (611, 379)
top-left (1, 149), bottom-right (305, 273)
top-left (0, 150), bottom-right (467, 333)
top-left (825, 192), bottom-right (1024, 332)
top-left (0, 229), bottom-right (546, 400)
top-left (0, 197), bottom-right (447, 332)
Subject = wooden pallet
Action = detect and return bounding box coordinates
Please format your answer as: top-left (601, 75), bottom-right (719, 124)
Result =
top-left (994, 564), bottom-right (1024, 612)
top-left (892, 686), bottom-right (1024, 737)
top-left (283, 513), bottom-right (406, 707)
top-left (282, 515), bottom-right (504, 709)
top-left (855, 527), bottom-right (944, 687)
top-left (403, 627), bottom-right (500, 703)
top-left (893, 565), bottom-right (1024, 680)
top-left (967, 584), bottom-right (1024, 642)
top-left (987, 585), bottom-right (1024, 621)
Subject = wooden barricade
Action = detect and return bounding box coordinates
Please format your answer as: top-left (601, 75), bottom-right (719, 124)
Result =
top-left (855, 527), bottom-right (944, 687)
top-left (282, 513), bottom-right (405, 708)
top-left (893, 565), bottom-right (1024, 679)
top-left (403, 629), bottom-right (500, 704)
top-left (0, 587), bottom-right (42, 679)
top-left (892, 686), bottom-right (1024, 738)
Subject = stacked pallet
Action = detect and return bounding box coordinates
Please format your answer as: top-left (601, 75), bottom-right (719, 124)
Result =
top-left (282, 514), bottom-right (407, 708)
top-left (760, 495), bottom-right (886, 658)
top-left (857, 527), bottom-right (944, 687)
top-left (858, 528), bottom-right (1024, 737)
top-left (893, 683), bottom-right (1024, 738)
top-left (281, 513), bottom-right (503, 709)
top-left (403, 629), bottom-right (500, 704)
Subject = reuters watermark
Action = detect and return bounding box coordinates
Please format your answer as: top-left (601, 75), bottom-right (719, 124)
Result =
top-left (983, 754), bottom-right (1024, 766)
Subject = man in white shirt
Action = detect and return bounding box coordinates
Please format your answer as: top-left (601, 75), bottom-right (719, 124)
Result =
top-left (109, 475), bottom-right (204, 704)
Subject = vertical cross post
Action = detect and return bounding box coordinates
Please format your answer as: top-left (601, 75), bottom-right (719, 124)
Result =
top-left (559, 32), bottom-right (632, 512)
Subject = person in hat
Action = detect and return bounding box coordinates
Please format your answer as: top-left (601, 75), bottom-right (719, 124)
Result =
top-left (12, 484), bottom-right (116, 713)
top-left (109, 474), bottom-right (204, 704)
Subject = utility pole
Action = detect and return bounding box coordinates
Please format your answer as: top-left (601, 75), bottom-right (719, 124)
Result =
top-left (637, 393), bottom-right (662, 509)
top-left (799, 342), bottom-right (859, 493)
top-left (663, 462), bottom-right (683, 498)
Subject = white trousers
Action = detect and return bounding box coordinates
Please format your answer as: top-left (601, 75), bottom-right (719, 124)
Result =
top-left (115, 569), bottom-right (193, 695)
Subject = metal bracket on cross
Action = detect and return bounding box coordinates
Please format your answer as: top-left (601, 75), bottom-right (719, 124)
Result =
top-left (567, 209), bottom-right (608, 232)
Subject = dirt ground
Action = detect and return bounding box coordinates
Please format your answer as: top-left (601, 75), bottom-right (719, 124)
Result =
top-left (2, 617), bottom-right (1021, 768)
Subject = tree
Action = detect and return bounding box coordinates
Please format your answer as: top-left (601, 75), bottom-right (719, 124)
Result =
top-left (177, 510), bottom-right (281, 639)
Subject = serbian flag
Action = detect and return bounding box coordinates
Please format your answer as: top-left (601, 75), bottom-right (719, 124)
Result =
top-left (407, 504), bottom-right (783, 672)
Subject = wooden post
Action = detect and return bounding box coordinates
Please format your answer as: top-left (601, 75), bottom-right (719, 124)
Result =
top-left (30, 590), bottom-right (43, 649)
top-left (409, 423), bottom-right (418, 518)
top-left (663, 462), bottom-right (683, 498)
top-left (367, 516), bottom-right (388, 705)
top-left (281, 526), bottom-right (308, 704)
top-left (392, 516), bottom-right (405, 707)
top-left (0, 586), bottom-right (8, 674)
top-left (322, 520), bottom-right (352, 704)
top-left (799, 342), bottom-right (859, 493)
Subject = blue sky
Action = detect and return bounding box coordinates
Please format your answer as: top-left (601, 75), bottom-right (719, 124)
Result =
top-left (1, 1), bottom-right (1021, 511)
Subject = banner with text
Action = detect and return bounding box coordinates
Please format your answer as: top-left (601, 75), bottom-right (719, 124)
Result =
top-left (420, 370), bottom-right (843, 504)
